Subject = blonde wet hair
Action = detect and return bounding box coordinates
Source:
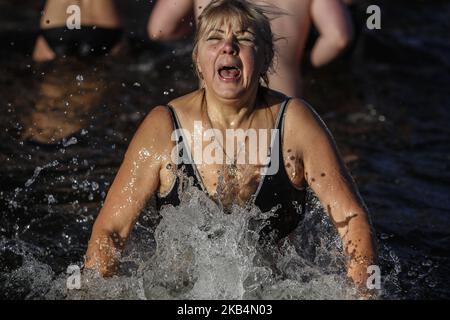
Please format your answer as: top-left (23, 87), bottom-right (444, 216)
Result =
top-left (192, 0), bottom-right (275, 86)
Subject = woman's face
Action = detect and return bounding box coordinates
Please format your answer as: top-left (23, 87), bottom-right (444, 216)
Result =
top-left (196, 21), bottom-right (265, 101)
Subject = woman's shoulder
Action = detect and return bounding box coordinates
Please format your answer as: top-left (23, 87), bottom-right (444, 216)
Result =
top-left (118, 104), bottom-right (175, 161)
top-left (262, 88), bottom-right (313, 116)
top-left (133, 105), bottom-right (176, 145)
top-left (283, 97), bottom-right (334, 149)
top-left (280, 95), bottom-right (318, 122)
top-left (144, 104), bottom-right (173, 126)
top-left (138, 89), bottom-right (204, 137)
top-left (262, 88), bottom-right (307, 110)
top-left (260, 87), bottom-right (318, 118)
top-left (167, 90), bottom-right (203, 112)
top-left (144, 89), bottom-right (202, 125)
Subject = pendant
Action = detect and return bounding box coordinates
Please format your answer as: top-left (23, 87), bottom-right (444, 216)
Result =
top-left (227, 163), bottom-right (238, 178)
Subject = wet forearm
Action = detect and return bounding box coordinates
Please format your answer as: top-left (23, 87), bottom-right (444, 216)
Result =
top-left (342, 218), bottom-right (376, 288)
top-left (84, 228), bottom-right (125, 277)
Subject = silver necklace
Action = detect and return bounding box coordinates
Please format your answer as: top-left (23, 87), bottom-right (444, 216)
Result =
top-left (203, 100), bottom-right (254, 179)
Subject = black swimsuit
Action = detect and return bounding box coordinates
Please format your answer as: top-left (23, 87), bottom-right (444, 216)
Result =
top-left (41, 25), bottom-right (122, 58)
top-left (156, 97), bottom-right (307, 241)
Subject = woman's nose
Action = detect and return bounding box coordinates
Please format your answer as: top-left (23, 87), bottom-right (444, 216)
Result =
top-left (221, 38), bottom-right (239, 55)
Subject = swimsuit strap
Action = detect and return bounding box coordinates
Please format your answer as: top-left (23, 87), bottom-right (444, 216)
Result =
top-left (276, 97), bottom-right (291, 163)
top-left (164, 104), bottom-right (206, 192)
top-left (165, 104), bottom-right (181, 131)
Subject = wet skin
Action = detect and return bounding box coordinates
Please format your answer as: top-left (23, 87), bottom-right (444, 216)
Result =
top-left (86, 21), bottom-right (375, 294)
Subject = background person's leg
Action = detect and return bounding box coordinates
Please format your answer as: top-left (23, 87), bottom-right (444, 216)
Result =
top-left (147, 0), bottom-right (195, 41)
top-left (309, 0), bottom-right (354, 67)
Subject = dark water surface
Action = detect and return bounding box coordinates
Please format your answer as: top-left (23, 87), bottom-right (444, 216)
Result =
top-left (0, 0), bottom-right (449, 299)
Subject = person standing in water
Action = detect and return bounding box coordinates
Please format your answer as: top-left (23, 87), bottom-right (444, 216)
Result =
top-left (26, 0), bottom-right (125, 143)
top-left (86, 0), bottom-right (376, 296)
top-left (33, 0), bottom-right (124, 62)
top-left (147, 0), bottom-right (354, 97)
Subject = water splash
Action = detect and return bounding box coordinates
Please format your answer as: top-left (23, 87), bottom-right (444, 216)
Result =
top-left (1, 174), bottom-right (405, 300)
top-left (24, 160), bottom-right (59, 188)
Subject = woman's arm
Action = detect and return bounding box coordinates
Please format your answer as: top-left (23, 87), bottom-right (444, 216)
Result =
top-left (287, 99), bottom-right (376, 291)
top-left (84, 106), bottom-right (173, 276)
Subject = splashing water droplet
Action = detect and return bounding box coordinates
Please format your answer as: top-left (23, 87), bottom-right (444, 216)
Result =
top-left (47, 194), bottom-right (57, 205)
top-left (63, 137), bottom-right (78, 148)
top-left (380, 233), bottom-right (390, 240)
top-left (422, 259), bottom-right (433, 267)
top-left (91, 182), bottom-right (99, 191)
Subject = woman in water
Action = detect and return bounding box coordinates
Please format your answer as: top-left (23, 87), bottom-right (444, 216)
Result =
top-left (85, 0), bottom-right (375, 295)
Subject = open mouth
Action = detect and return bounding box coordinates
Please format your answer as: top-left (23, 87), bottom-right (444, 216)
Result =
top-left (217, 65), bottom-right (242, 82)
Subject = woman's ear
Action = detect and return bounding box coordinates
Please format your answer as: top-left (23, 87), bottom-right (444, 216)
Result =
top-left (197, 60), bottom-right (204, 79)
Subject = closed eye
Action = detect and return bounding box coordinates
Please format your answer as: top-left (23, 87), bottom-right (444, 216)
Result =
top-left (206, 35), bottom-right (222, 41)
